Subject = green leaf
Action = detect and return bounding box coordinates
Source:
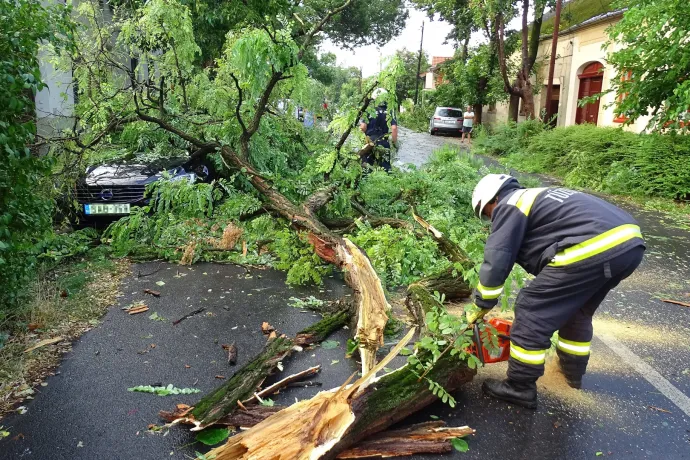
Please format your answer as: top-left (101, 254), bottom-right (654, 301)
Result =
top-left (429, 415), bottom-right (439, 420)
top-left (127, 384), bottom-right (200, 396)
top-left (451, 437), bottom-right (469, 453)
top-left (596, 453), bottom-right (604, 457)
top-left (155, 281), bottom-right (165, 286)
top-left (331, 359), bottom-right (340, 365)
top-left (399, 347), bottom-right (412, 356)
top-left (195, 427), bottom-right (230, 446)
top-left (321, 340), bottom-right (339, 349)
top-left (149, 312), bottom-right (166, 321)
top-left (259, 398), bottom-right (275, 407)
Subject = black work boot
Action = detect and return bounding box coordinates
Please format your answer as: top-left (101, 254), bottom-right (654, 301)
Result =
top-left (482, 378), bottom-right (538, 409)
top-left (557, 352), bottom-right (585, 389)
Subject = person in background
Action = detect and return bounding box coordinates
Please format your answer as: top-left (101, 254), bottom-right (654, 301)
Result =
top-left (359, 89), bottom-right (397, 172)
top-left (461, 105), bottom-right (475, 145)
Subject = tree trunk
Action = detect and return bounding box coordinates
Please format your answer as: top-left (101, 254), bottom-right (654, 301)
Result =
top-left (508, 93), bottom-right (520, 122)
top-left (521, 78), bottom-right (536, 119)
top-left (473, 103), bottom-right (483, 125)
top-left (205, 329), bottom-right (476, 460)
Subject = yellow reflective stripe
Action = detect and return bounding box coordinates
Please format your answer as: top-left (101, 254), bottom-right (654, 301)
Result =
top-left (507, 189), bottom-right (527, 206)
top-left (510, 342), bottom-right (547, 365)
top-left (515, 188), bottom-right (548, 216)
top-left (557, 338), bottom-right (591, 356)
top-left (477, 282), bottom-right (504, 300)
top-left (549, 224), bottom-right (643, 267)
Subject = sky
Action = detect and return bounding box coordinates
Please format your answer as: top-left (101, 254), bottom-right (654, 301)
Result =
top-left (320, 8), bottom-right (457, 77)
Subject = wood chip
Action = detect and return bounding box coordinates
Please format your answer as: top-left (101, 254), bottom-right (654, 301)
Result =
top-left (144, 289), bottom-right (161, 297)
top-left (648, 405), bottom-right (672, 414)
top-left (215, 375), bottom-right (226, 379)
top-left (24, 337), bottom-right (64, 353)
top-left (261, 322), bottom-right (275, 334)
top-left (661, 299), bottom-right (690, 308)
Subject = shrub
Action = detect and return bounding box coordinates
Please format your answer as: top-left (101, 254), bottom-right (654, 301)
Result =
top-left (399, 104), bottom-right (435, 133)
top-left (478, 123), bottom-right (690, 201)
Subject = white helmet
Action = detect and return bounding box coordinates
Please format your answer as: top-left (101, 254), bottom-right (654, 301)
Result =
top-left (372, 88), bottom-right (387, 98)
top-left (471, 173), bottom-right (514, 219)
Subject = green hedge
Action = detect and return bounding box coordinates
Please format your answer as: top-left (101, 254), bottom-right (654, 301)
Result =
top-left (475, 123), bottom-right (690, 201)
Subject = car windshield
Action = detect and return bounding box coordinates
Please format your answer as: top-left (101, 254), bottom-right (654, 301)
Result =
top-left (436, 108), bottom-right (463, 118)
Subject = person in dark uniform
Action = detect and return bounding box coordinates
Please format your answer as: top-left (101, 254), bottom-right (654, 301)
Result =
top-left (359, 89), bottom-right (397, 172)
top-left (468, 174), bottom-right (645, 409)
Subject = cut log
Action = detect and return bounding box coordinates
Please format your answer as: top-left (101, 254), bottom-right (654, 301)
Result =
top-left (336, 422), bottom-right (475, 459)
top-left (204, 329), bottom-right (476, 460)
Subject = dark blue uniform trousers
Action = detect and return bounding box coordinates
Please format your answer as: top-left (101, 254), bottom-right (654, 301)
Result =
top-left (508, 245), bottom-right (645, 382)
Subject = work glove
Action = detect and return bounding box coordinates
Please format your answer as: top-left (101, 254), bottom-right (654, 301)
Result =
top-left (465, 304), bottom-right (492, 325)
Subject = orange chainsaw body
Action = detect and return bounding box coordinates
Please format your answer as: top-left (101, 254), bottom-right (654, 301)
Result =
top-left (471, 317), bottom-right (513, 364)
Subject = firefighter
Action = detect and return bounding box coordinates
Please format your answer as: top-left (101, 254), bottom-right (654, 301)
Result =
top-left (469, 174), bottom-right (645, 409)
top-left (359, 88), bottom-right (397, 172)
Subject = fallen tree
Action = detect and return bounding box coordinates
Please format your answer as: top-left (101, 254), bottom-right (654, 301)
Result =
top-left (53, 0), bottom-right (493, 457)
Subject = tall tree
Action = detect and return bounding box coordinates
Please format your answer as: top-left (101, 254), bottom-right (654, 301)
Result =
top-left (0, 0), bottom-right (74, 311)
top-left (492, 0), bottom-right (548, 120)
top-left (393, 48), bottom-right (430, 109)
top-left (605, 0), bottom-right (690, 132)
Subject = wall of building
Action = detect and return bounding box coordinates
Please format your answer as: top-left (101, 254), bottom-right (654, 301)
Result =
top-left (485, 17), bottom-right (651, 133)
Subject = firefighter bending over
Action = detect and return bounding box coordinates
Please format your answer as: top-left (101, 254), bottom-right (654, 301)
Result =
top-left (469, 174), bottom-right (645, 409)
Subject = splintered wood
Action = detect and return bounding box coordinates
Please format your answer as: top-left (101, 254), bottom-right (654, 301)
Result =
top-left (337, 238), bottom-right (389, 376)
top-left (205, 329), bottom-right (415, 460)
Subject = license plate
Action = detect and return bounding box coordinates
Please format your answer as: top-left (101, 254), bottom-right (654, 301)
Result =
top-left (85, 203), bottom-right (131, 215)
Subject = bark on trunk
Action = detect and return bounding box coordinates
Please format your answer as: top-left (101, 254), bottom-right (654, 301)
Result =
top-left (473, 103), bottom-right (483, 126)
top-left (508, 93), bottom-right (520, 122)
top-left (336, 422), bottom-right (474, 458)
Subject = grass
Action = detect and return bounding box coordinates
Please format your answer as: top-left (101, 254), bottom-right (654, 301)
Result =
top-left (0, 247), bottom-right (129, 417)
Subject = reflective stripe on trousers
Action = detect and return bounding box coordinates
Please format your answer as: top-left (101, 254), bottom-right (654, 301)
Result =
top-left (557, 337), bottom-right (591, 356)
top-left (510, 342), bottom-right (547, 365)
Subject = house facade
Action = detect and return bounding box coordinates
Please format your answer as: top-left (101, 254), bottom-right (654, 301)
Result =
top-left (422, 56), bottom-right (452, 90)
top-left (488, 10), bottom-right (652, 133)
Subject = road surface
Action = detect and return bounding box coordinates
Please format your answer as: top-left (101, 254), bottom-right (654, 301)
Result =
top-left (1, 128), bottom-right (689, 459)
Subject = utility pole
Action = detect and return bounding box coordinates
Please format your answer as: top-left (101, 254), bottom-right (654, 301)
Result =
top-left (545, 0), bottom-right (562, 125)
top-left (414, 21), bottom-right (425, 105)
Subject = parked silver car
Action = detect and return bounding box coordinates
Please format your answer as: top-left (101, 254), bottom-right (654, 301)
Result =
top-left (429, 107), bottom-right (464, 136)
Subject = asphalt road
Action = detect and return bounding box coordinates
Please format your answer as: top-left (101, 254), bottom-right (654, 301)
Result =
top-left (1, 129), bottom-right (689, 459)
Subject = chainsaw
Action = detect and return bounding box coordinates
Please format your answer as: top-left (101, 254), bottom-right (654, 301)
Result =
top-left (470, 317), bottom-right (513, 364)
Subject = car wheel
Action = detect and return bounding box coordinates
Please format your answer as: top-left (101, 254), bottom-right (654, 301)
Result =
top-left (429, 129), bottom-right (435, 136)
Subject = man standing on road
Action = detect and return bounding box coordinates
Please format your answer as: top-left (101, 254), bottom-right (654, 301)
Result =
top-left (469, 174), bottom-right (645, 409)
top-left (359, 89), bottom-right (397, 172)
top-left (461, 105), bottom-right (474, 145)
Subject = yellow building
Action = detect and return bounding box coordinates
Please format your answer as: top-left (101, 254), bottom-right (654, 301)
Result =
top-left (488, 9), bottom-right (652, 133)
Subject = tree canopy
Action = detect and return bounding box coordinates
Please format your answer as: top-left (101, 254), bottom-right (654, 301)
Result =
top-left (606, 0), bottom-right (690, 132)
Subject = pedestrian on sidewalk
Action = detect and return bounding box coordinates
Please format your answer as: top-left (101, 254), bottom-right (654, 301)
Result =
top-left (461, 105), bottom-right (474, 145)
top-left (468, 174), bottom-right (645, 409)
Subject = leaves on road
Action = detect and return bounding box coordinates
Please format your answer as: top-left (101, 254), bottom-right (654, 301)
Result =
top-left (127, 384), bottom-right (201, 396)
top-left (148, 312), bottom-right (166, 322)
top-left (195, 427), bottom-right (230, 446)
top-left (155, 281), bottom-right (166, 286)
top-left (451, 437), bottom-right (469, 453)
top-left (321, 340), bottom-right (339, 349)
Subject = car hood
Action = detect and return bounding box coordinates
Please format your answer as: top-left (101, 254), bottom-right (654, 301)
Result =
top-left (84, 160), bottom-right (189, 186)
